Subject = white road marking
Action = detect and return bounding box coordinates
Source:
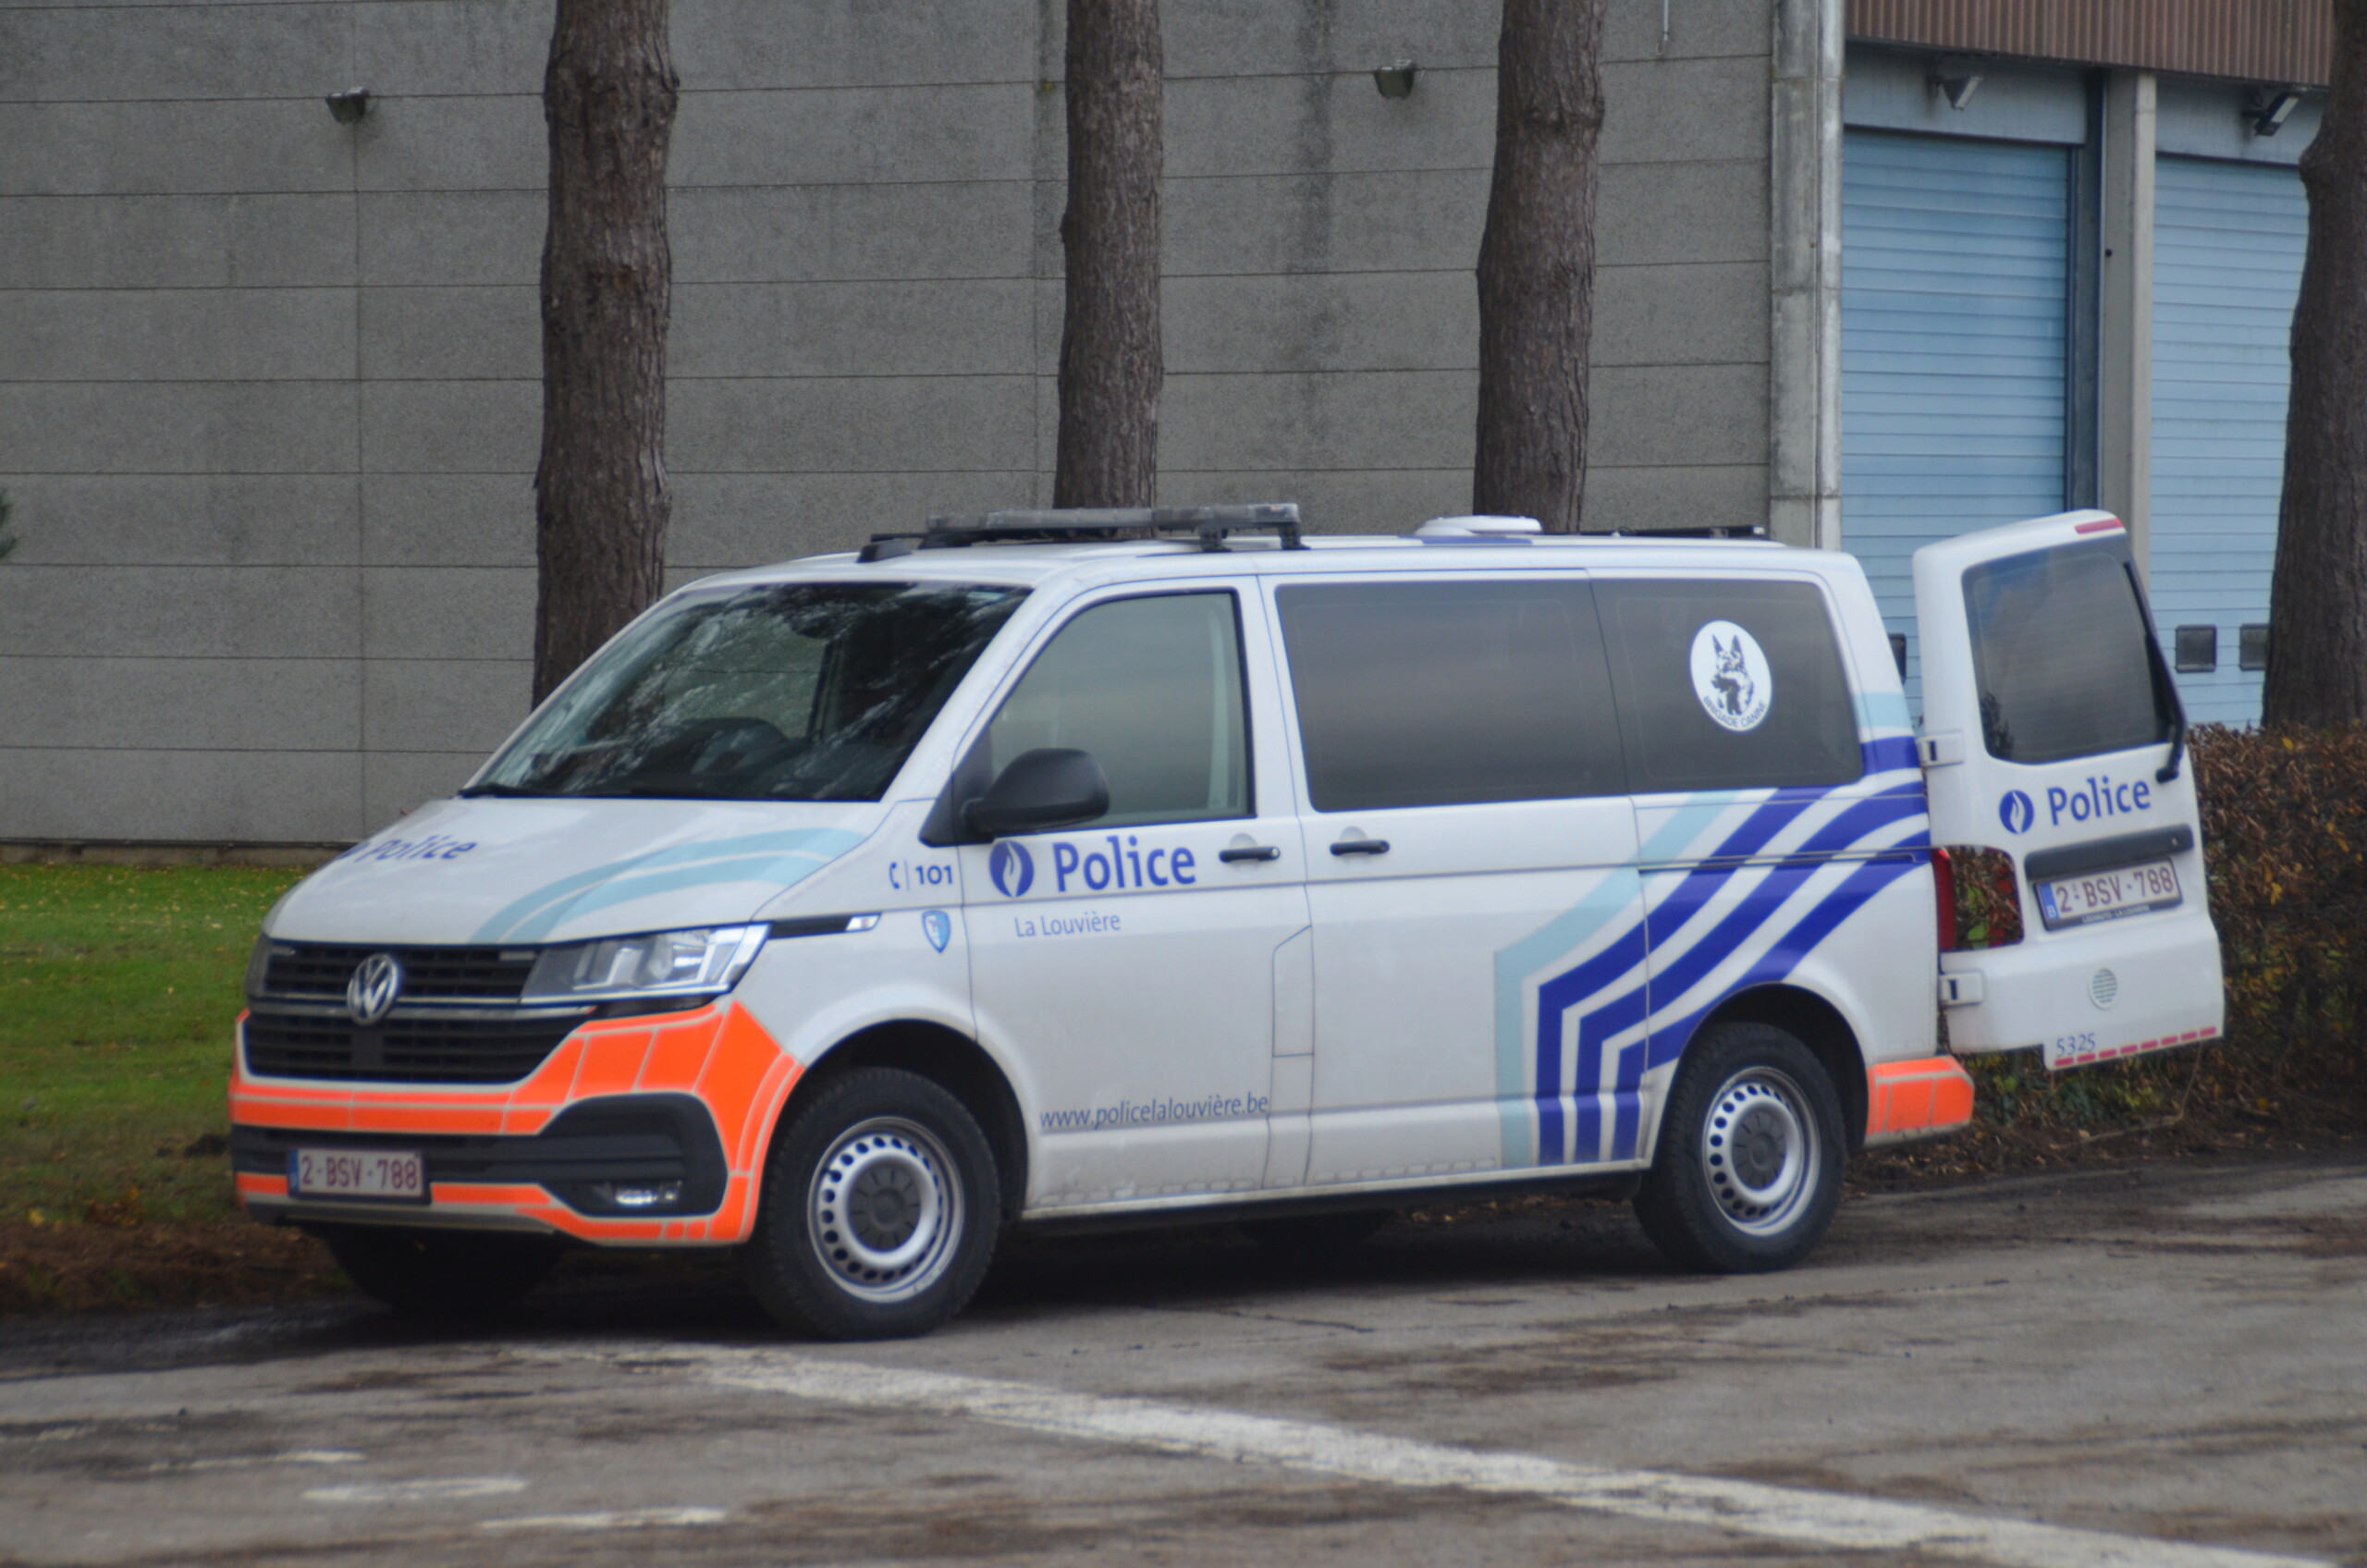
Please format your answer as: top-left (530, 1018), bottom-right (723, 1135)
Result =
top-left (675, 1348), bottom-right (2328, 1568)
top-left (151, 1450), bottom-right (364, 1473)
top-left (478, 1507), bottom-right (728, 1532)
top-left (304, 1476), bottom-right (528, 1504)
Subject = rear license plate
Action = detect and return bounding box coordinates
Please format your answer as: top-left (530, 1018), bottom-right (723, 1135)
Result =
top-left (288, 1147), bottom-right (426, 1203)
top-left (2036, 858), bottom-right (2180, 929)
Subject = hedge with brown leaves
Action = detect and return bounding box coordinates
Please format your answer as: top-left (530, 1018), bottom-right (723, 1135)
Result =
top-left (2191, 724), bottom-right (2367, 1066)
top-left (1865, 725), bottom-right (2367, 1186)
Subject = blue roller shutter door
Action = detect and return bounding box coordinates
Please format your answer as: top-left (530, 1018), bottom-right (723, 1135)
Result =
top-left (2150, 155), bottom-right (2307, 727)
top-left (1842, 130), bottom-right (2072, 697)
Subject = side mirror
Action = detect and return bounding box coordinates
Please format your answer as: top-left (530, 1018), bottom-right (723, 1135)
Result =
top-left (963, 748), bottom-right (1110, 839)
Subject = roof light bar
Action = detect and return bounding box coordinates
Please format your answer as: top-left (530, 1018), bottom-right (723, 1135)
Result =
top-left (858, 504), bottom-right (1305, 562)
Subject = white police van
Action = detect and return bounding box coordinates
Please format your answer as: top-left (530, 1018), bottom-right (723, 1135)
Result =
top-left (229, 504), bottom-right (2223, 1338)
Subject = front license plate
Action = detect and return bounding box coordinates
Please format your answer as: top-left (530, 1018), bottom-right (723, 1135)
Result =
top-left (2036, 858), bottom-right (2181, 929)
top-left (288, 1147), bottom-right (426, 1203)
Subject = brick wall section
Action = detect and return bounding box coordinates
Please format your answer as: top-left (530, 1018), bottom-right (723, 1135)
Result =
top-left (0, 0), bottom-right (1778, 843)
top-left (1848, 0), bottom-right (2333, 87)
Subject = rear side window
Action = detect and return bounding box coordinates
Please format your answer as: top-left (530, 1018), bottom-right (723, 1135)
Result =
top-left (1962, 543), bottom-right (2177, 765)
top-left (1275, 579), bottom-right (1626, 811)
top-left (1594, 578), bottom-right (1862, 793)
top-left (985, 591), bottom-right (1250, 827)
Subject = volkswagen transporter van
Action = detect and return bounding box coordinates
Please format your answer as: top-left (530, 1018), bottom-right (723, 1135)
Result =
top-left (228, 504), bottom-right (2224, 1338)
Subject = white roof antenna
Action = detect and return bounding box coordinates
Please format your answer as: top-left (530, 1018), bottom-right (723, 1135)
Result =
top-left (1412, 514), bottom-right (1543, 538)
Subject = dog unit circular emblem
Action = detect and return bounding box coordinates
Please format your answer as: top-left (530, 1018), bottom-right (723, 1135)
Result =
top-left (1689, 620), bottom-right (1773, 733)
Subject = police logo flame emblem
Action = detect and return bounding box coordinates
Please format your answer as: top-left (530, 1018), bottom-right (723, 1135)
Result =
top-left (987, 840), bottom-right (1035, 899)
top-left (1999, 790), bottom-right (2036, 836)
top-left (346, 952), bottom-right (404, 1025)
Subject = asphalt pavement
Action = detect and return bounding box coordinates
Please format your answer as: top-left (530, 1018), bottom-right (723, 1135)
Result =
top-left (3, 1150), bottom-right (2363, 1567)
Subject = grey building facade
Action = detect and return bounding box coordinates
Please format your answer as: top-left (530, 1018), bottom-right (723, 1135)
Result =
top-left (13, 0), bottom-right (2324, 847)
top-left (0, 0), bottom-right (1835, 847)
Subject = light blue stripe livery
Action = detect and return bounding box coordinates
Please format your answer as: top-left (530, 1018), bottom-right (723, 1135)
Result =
top-left (1491, 872), bottom-right (1642, 1169)
top-left (471, 827), bottom-right (866, 943)
top-left (1855, 692), bottom-right (1914, 734)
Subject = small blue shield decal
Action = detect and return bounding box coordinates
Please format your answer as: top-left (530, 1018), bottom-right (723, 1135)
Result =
top-left (921, 909), bottom-right (951, 953)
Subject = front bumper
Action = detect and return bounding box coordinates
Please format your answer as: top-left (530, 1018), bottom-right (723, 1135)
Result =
top-left (229, 999), bottom-right (799, 1244)
top-left (233, 1093), bottom-right (727, 1228)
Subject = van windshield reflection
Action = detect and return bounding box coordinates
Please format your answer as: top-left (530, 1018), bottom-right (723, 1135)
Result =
top-left (467, 582), bottom-right (1026, 802)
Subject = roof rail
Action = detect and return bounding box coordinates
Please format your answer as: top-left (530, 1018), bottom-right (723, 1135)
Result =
top-left (857, 503), bottom-right (1305, 562)
top-left (1582, 522), bottom-right (1770, 541)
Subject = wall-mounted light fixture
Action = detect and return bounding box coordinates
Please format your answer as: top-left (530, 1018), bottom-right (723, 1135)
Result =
top-left (2246, 86), bottom-right (2301, 137)
top-left (325, 88), bottom-right (372, 125)
top-left (1373, 60), bottom-right (1417, 100)
top-left (1928, 64), bottom-right (1981, 112)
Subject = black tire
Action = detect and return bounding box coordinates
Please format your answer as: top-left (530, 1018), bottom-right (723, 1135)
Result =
top-left (1237, 1209), bottom-right (1391, 1253)
top-left (741, 1068), bottom-right (1000, 1341)
top-left (1633, 1022), bottom-right (1845, 1274)
top-left (315, 1226), bottom-right (565, 1317)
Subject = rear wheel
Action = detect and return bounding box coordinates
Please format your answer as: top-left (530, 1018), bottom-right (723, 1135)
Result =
top-left (1633, 1022), bottom-right (1844, 1274)
top-left (315, 1226), bottom-right (565, 1317)
top-left (742, 1068), bottom-right (1000, 1341)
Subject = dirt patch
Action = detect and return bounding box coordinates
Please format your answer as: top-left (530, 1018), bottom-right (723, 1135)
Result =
top-left (0, 1219), bottom-right (340, 1317)
top-left (731, 1480), bottom-right (1562, 1565)
top-left (1322, 1338), bottom-right (1673, 1399)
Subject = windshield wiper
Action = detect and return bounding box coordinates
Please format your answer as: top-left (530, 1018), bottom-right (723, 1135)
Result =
top-left (579, 782), bottom-right (745, 800)
top-left (456, 782), bottom-right (559, 798)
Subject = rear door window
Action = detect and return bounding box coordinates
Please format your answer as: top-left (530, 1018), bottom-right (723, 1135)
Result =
top-left (1274, 578), bottom-right (1626, 811)
top-left (1961, 542), bottom-right (2177, 764)
top-left (1594, 578), bottom-right (1862, 793)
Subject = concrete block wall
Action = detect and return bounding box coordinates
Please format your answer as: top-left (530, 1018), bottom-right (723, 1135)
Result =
top-left (0, 0), bottom-right (1775, 844)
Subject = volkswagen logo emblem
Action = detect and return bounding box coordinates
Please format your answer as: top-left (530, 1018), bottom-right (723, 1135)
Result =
top-left (346, 952), bottom-right (404, 1025)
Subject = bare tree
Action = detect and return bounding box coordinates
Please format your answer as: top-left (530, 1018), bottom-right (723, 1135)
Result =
top-left (1473, 0), bottom-right (1609, 533)
top-left (1054, 0), bottom-right (1163, 508)
top-left (2267, 0), bottom-right (2367, 726)
top-left (533, 0), bottom-right (679, 704)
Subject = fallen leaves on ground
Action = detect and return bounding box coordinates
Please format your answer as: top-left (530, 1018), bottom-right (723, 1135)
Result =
top-left (0, 1219), bottom-right (340, 1316)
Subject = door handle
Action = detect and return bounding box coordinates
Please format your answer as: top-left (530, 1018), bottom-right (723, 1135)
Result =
top-left (1218, 844), bottom-right (1282, 863)
top-left (1330, 839), bottom-right (1390, 857)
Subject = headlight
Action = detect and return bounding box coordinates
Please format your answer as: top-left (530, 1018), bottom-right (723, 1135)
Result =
top-left (244, 935), bottom-right (275, 998)
top-left (522, 925), bottom-right (769, 1002)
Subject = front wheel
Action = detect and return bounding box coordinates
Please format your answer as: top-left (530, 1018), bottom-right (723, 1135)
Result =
top-left (742, 1068), bottom-right (1000, 1341)
top-left (1633, 1022), bottom-right (1845, 1274)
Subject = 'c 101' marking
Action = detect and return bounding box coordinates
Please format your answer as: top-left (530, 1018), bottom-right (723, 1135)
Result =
top-left (889, 859), bottom-right (955, 892)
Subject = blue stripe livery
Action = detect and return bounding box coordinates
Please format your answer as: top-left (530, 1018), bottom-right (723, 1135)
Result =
top-left (1499, 740), bottom-right (1930, 1170)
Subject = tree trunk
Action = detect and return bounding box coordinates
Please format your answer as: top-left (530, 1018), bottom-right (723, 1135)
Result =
top-left (533, 0), bottom-right (679, 704)
top-left (2266, 0), bottom-right (2367, 726)
top-left (1055, 0), bottom-right (1163, 508)
top-left (1473, 0), bottom-right (1609, 533)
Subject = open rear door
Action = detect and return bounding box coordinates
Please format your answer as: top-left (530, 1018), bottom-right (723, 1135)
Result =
top-left (1913, 511), bottom-right (2224, 1070)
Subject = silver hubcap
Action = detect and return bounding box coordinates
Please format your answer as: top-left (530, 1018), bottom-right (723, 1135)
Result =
top-left (806, 1116), bottom-right (963, 1303)
top-left (1699, 1067), bottom-right (1821, 1236)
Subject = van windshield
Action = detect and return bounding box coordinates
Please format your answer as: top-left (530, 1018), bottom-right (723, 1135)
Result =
top-left (469, 582), bottom-right (1026, 802)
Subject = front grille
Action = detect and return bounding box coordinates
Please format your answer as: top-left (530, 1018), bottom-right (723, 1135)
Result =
top-left (262, 944), bottom-right (538, 1003)
top-left (243, 1011), bottom-right (580, 1084)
